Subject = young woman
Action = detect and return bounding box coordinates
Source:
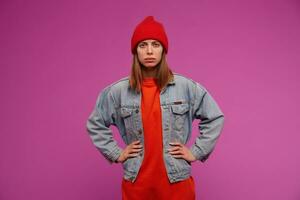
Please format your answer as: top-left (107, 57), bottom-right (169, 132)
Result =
top-left (86, 16), bottom-right (225, 200)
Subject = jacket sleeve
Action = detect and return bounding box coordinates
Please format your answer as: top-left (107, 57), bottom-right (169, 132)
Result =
top-left (86, 87), bottom-right (123, 164)
top-left (189, 82), bottom-right (225, 162)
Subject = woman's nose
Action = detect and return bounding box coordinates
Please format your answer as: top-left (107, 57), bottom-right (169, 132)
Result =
top-left (146, 46), bottom-right (153, 54)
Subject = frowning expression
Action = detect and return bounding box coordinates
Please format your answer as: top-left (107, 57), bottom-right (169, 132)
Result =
top-left (136, 39), bottom-right (163, 68)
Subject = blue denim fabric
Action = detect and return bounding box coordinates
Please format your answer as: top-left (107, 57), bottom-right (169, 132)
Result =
top-left (86, 73), bottom-right (225, 183)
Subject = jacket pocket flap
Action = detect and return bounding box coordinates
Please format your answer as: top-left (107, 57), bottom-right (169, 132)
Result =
top-left (171, 104), bottom-right (189, 115)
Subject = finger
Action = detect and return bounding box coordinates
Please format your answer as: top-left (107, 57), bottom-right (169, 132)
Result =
top-left (129, 141), bottom-right (140, 147)
top-left (168, 146), bottom-right (181, 151)
top-left (130, 142), bottom-right (142, 148)
top-left (132, 144), bottom-right (143, 149)
top-left (130, 147), bottom-right (142, 151)
top-left (169, 150), bottom-right (183, 155)
top-left (172, 154), bottom-right (183, 158)
top-left (169, 142), bottom-right (182, 146)
top-left (127, 153), bottom-right (139, 158)
top-left (129, 148), bottom-right (143, 153)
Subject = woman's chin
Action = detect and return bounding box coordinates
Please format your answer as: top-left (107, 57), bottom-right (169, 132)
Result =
top-left (143, 63), bottom-right (158, 68)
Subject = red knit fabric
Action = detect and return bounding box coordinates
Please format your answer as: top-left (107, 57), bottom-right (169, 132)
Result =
top-left (131, 16), bottom-right (169, 54)
top-left (122, 77), bottom-right (195, 200)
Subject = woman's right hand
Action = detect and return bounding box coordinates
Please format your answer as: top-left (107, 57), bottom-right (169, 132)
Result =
top-left (117, 140), bottom-right (143, 163)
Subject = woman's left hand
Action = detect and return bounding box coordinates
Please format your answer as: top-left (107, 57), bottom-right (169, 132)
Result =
top-left (168, 142), bottom-right (197, 163)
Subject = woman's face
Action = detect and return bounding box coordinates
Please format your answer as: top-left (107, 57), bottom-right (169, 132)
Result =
top-left (136, 39), bottom-right (163, 68)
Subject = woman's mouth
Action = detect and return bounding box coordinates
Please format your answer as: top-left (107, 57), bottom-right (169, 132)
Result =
top-left (145, 58), bottom-right (156, 63)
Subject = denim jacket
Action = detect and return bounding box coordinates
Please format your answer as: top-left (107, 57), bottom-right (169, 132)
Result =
top-left (86, 73), bottom-right (225, 183)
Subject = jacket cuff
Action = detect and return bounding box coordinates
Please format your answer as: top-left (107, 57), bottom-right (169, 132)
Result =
top-left (107, 146), bottom-right (123, 164)
top-left (190, 145), bottom-right (209, 163)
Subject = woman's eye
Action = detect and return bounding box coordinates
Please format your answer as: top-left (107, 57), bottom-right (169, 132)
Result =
top-left (139, 44), bottom-right (146, 48)
top-left (153, 43), bottom-right (160, 47)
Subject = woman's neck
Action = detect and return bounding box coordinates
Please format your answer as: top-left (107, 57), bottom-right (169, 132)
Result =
top-left (141, 66), bottom-right (158, 78)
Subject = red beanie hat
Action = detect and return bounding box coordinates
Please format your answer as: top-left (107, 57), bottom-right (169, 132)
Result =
top-left (131, 16), bottom-right (168, 54)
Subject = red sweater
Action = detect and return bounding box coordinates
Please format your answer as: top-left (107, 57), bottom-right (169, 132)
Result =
top-left (122, 77), bottom-right (195, 200)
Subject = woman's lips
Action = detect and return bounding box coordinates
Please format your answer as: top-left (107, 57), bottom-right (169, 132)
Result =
top-left (145, 58), bottom-right (155, 62)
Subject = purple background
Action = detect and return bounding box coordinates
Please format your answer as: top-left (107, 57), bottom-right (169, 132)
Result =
top-left (1, 0), bottom-right (300, 199)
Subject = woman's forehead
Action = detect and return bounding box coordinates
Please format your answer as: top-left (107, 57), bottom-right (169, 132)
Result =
top-left (139, 39), bottom-right (160, 43)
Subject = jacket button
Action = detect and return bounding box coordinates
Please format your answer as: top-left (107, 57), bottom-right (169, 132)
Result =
top-left (138, 129), bottom-right (142, 134)
top-left (135, 109), bottom-right (139, 113)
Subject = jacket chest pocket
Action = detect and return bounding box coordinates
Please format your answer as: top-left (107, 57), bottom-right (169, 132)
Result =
top-left (120, 107), bottom-right (134, 128)
top-left (120, 107), bottom-right (140, 143)
top-left (170, 103), bottom-right (190, 132)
